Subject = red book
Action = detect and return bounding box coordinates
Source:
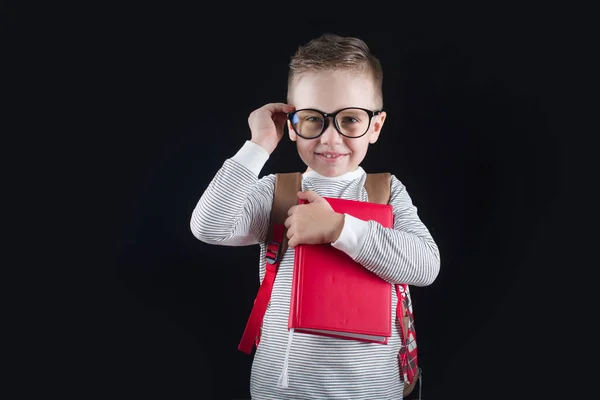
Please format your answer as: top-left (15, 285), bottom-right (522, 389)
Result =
top-left (289, 197), bottom-right (394, 344)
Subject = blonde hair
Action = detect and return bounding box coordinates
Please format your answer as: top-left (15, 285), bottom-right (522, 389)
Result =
top-left (287, 33), bottom-right (384, 108)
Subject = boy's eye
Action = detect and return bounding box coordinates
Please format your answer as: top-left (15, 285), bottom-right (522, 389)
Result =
top-left (340, 116), bottom-right (359, 124)
top-left (306, 116), bottom-right (323, 123)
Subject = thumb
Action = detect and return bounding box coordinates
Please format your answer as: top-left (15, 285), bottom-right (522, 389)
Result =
top-left (297, 190), bottom-right (322, 203)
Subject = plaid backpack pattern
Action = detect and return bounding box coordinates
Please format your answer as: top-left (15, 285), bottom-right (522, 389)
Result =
top-left (397, 284), bottom-right (421, 397)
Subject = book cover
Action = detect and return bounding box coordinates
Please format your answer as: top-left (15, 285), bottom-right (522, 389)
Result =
top-left (289, 197), bottom-right (394, 343)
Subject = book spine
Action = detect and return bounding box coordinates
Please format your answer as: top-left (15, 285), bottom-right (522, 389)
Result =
top-left (288, 244), bottom-right (302, 330)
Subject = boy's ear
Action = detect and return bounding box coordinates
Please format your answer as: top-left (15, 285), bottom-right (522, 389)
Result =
top-left (287, 120), bottom-right (297, 142)
top-left (368, 111), bottom-right (387, 144)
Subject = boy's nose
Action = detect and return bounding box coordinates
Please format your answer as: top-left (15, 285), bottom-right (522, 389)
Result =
top-left (320, 120), bottom-right (343, 145)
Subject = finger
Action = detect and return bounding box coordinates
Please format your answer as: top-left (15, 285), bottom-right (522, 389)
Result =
top-left (284, 216), bottom-right (292, 229)
top-left (287, 205), bottom-right (297, 216)
top-left (262, 103), bottom-right (295, 116)
top-left (297, 190), bottom-right (320, 203)
top-left (287, 236), bottom-right (296, 248)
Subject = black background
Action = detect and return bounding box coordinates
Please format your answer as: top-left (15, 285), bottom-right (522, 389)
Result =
top-left (9, 3), bottom-right (594, 399)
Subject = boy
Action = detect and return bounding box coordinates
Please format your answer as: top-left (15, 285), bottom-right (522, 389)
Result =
top-left (190, 33), bottom-right (440, 399)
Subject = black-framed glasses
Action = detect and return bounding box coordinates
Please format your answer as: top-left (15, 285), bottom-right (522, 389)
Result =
top-left (287, 107), bottom-right (382, 139)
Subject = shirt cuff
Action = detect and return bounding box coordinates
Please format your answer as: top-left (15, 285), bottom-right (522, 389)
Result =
top-left (331, 214), bottom-right (370, 259)
top-left (231, 140), bottom-right (270, 176)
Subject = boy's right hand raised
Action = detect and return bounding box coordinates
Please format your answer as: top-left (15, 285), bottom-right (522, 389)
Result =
top-left (248, 103), bottom-right (295, 155)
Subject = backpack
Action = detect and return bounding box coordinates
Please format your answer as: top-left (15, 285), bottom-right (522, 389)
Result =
top-left (238, 172), bottom-right (422, 398)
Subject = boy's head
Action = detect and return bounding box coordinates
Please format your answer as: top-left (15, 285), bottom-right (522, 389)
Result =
top-left (286, 33), bottom-right (387, 177)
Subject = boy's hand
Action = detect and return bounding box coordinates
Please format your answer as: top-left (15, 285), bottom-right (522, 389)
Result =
top-left (285, 191), bottom-right (345, 248)
top-left (248, 103), bottom-right (295, 154)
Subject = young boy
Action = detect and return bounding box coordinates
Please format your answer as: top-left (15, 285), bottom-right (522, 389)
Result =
top-left (190, 33), bottom-right (440, 399)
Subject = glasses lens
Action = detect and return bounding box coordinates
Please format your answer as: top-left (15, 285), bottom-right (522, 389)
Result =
top-left (335, 108), bottom-right (370, 137)
top-left (291, 110), bottom-right (324, 138)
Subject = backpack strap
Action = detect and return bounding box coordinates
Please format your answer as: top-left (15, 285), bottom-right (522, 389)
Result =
top-left (364, 173), bottom-right (391, 204)
top-left (238, 172), bottom-right (302, 354)
top-left (365, 173), bottom-right (420, 396)
top-left (266, 173), bottom-right (303, 263)
top-left (364, 174), bottom-right (404, 339)
top-left (366, 173), bottom-right (419, 394)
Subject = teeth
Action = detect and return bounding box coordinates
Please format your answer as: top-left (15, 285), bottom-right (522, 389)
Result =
top-left (319, 153), bottom-right (344, 159)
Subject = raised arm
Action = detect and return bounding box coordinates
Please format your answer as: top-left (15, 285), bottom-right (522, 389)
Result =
top-left (190, 102), bottom-right (295, 247)
top-left (190, 141), bottom-right (275, 246)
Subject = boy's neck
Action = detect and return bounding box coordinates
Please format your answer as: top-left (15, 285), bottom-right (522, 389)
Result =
top-left (304, 165), bottom-right (359, 172)
top-left (303, 166), bottom-right (363, 179)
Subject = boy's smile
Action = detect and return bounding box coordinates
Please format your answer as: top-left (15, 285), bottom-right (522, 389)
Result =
top-left (287, 70), bottom-right (387, 177)
top-left (315, 151), bottom-right (349, 161)
top-left (314, 150), bottom-right (350, 167)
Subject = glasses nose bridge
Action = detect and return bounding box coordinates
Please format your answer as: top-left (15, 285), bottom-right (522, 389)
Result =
top-left (319, 113), bottom-right (342, 143)
top-left (320, 112), bottom-right (340, 135)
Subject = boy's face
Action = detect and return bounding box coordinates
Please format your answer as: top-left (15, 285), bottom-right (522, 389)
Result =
top-left (287, 70), bottom-right (386, 177)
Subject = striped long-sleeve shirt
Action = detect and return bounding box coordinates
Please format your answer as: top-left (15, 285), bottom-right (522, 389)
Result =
top-left (190, 141), bottom-right (440, 400)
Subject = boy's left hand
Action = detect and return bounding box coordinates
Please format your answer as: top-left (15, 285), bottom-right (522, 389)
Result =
top-left (285, 191), bottom-right (345, 248)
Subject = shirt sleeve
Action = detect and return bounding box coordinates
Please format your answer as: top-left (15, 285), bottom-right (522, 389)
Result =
top-left (190, 140), bottom-right (275, 247)
top-left (332, 175), bottom-right (440, 286)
